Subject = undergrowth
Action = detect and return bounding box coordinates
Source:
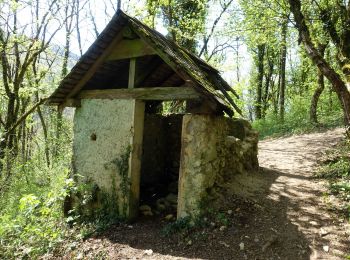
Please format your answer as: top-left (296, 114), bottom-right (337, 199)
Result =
top-left (316, 139), bottom-right (350, 221)
top-left (0, 121), bottom-right (119, 259)
top-left (0, 153), bottom-right (74, 258)
top-left (252, 96), bottom-right (343, 139)
top-left (0, 154), bottom-right (120, 259)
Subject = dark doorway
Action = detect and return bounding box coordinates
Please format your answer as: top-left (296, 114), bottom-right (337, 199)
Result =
top-left (139, 112), bottom-right (183, 218)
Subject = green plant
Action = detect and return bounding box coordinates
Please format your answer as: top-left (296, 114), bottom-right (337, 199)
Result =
top-left (161, 216), bottom-right (193, 236)
top-left (329, 182), bottom-right (350, 201)
top-left (0, 176), bottom-right (75, 258)
top-left (216, 212), bottom-right (229, 226)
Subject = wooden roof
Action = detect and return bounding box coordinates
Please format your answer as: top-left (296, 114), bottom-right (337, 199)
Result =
top-left (48, 10), bottom-right (241, 116)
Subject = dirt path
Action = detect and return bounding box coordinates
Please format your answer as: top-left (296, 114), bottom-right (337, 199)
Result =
top-left (259, 128), bottom-right (349, 259)
top-left (59, 128), bottom-right (350, 260)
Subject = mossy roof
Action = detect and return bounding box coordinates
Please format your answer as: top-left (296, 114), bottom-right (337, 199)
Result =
top-left (48, 10), bottom-right (240, 116)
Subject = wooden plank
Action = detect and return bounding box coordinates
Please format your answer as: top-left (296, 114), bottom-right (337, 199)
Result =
top-left (128, 58), bottom-right (136, 89)
top-left (65, 29), bottom-right (125, 99)
top-left (77, 87), bottom-right (201, 101)
top-left (106, 38), bottom-right (156, 61)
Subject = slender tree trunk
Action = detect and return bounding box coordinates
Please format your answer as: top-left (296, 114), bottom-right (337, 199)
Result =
top-left (167, 0), bottom-right (176, 42)
top-left (310, 70), bottom-right (325, 123)
top-left (255, 44), bottom-right (265, 119)
top-left (75, 0), bottom-right (83, 56)
top-left (0, 93), bottom-right (17, 175)
top-left (17, 98), bottom-right (29, 162)
top-left (279, 17), bottom-right (288, 122)
top-left (299, 55), bottom-right (309, 94)
top-left (262, 75), bottom-right (270, 118)
top-left (36, 92), bottom-right (50, 167)
top-left (54, 108), bottom-right (63, 157)
top-left (262, 48), bottom-right (275, 118)
top-left (236, 37), bottom-right (240, 82)
top-left (310, 44), bottom-right (327, 123)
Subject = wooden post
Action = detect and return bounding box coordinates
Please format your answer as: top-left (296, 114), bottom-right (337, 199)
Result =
top-left (128, 58), bottom-right (136, 89)
top-left (128, 100), bottom-right (145, 220)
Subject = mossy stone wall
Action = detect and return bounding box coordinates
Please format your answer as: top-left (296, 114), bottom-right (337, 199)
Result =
top-left (177, 115), bottom-right (258, 219)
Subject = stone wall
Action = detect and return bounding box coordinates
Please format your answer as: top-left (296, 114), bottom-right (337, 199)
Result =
top-left (177, 115), bottom-right (258, 219)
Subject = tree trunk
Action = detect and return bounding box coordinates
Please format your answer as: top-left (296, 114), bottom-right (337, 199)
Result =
top-left (289, 0), bottom-right (350, 125)
top-left (310, 44), bottom-right (327, 123)
top-left (54, 107), bottom-right (63, 157)
top-left (310, 69), bottom-right (325, 123)
top-left (36, 91), bottom-right (50, 167)
top-left (0, 93), bottom-right (16, 176)
top-left (255, 44), bottom-right (265, 120)
top-left (262, 48), bottom-right (275, 118)
top-left (279, 17), bottom-right (288, 122)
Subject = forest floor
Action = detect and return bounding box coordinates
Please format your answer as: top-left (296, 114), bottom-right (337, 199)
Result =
top-left (55, 128), bottom-right (350, 260)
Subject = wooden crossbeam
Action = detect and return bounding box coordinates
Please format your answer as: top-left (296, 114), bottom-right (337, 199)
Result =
top-left (77, 87), bottom-right (201, 101)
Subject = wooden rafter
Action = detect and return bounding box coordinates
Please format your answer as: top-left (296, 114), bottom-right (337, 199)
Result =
top-left (134, 57), bottom-right (163, 87)
top-left (65, 32), bottom-right (125, 100)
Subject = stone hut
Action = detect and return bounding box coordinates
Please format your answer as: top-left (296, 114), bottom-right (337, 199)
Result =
top-left (48, 10), bottom-right (258, 221)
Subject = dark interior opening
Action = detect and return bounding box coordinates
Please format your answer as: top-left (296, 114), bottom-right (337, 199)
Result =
top-left (139, 110), bottom-right (183, 218)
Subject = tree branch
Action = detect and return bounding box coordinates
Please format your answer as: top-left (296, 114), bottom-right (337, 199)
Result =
top-left (319, 8), bottom-right (341, 48)
top-left (199, 0), bottom-right (234, 57)
top-left (2, 98), bottom-right (48, 141)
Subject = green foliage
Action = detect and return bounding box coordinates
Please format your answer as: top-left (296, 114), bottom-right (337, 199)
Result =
top-left (215, 212), bottom-right (229, 226)
top-left (317, 140), bottom-right (350, 220)
top-left (0, 112), bottom-right (78, 259)
top-left (146, 0), bottom-right (207, 52)
top-left (318, 158), bottom-right (350, 179)
top-left (252, 92), bottom-right (343, 139)
top-left (329, 182), bottom-right (350, 200)
top-left (0, 161), bottom-right (74, 258)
